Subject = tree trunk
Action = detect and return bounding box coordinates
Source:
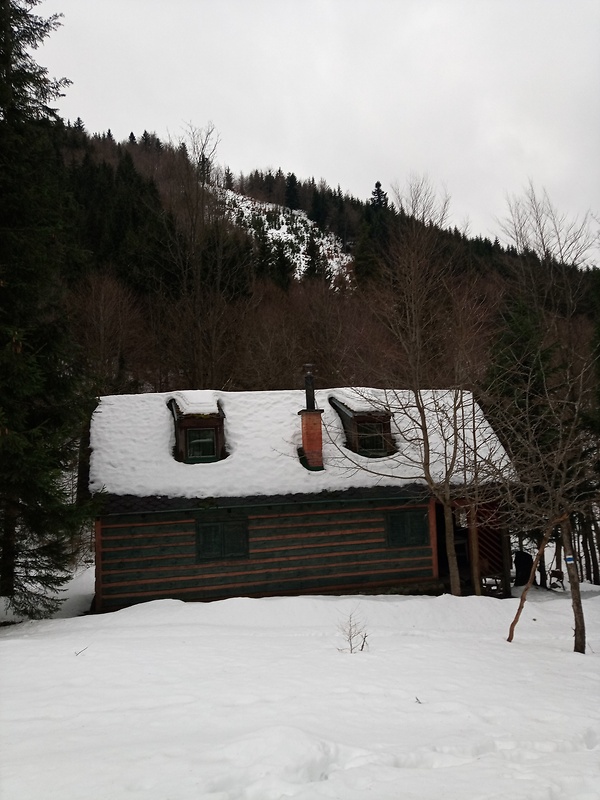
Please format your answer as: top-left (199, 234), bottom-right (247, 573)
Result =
top-left (561, 519), bottom-right (586, 654)
top-left (555, 536), bottom-right (563, 572)
top-left (581, 519), bottom-right (592, 583)
top-left (443, 502), bottom-right (461, 596)
top-left (507, 523), bottom-right (555, 643)
top-left (0, 499), bottom-right (18, 598)
top-left (468, 505), bottom-right (481, 596)
top-left (573, 517), bottom-right (584, 581)
top-left (589, 513), bottom-right (600, 585)
top-left (537, 542), bottom-right (547, 589)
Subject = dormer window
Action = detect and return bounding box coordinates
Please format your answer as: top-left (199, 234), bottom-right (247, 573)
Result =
top-left (168, 399), bottom-right (227, 464)
top-left (329, 396), bottom-right (395, 458)
top-left (357, 421), bottom-right (387, 457)
top-left (187, 428), bottom-right (217, 461)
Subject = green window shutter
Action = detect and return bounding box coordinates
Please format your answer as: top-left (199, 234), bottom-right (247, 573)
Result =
top-left (387, 509), bottom-right (429, 548)
top-left (197, 522), bottom-right (222, 558)
top-left (223, 521), bottom-right (248, 557)
top-left (196, 519), bottom-right (248, 559)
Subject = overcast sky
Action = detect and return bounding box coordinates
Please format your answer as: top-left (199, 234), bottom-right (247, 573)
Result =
top-left (40, 0), bottom-right (599, 245)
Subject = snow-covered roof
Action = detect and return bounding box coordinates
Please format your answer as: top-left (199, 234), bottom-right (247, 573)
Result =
top-left (88, 388), bottom-right (507, 500)
top-left (168, 390), bottom-right (220, 416)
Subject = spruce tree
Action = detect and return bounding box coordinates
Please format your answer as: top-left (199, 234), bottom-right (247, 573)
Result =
top-left (353, 182), bottom-right (394, 283)
top-left (0, 0), bottom-right (93, 617)
top-left (271, 240), bottom-right (295, 290)
top-left (371, 180), bottom-right (389, 209)
top-left (304, 228), bottom-right (330, 284)
top-left (284, 172), bottom-right (299, 210)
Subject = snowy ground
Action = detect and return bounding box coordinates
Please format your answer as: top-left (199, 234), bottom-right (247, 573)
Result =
top-left (1, 571), bottom-right (599, 800)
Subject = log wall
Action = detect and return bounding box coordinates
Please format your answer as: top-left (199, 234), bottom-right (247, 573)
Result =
top-left (95, 498), bottom-right (438, 612)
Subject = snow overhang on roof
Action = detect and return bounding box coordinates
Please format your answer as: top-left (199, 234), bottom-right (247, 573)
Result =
top-left (88, 388), bottom-right (508, 501)
top-left (168, 390), bottom-right (221, 416)
top-left (328, 387), bottom-right (393, 415)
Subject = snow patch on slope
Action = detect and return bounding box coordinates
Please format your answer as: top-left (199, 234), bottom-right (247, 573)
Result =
top-left (222, 188), bottom-right (352, 280)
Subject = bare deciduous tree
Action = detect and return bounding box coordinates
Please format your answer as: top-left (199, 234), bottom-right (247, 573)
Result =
top-left (349, 177), bottom-right (501, 596)
top-left (478, 252), bottom-right (599, 653)
top-left (140, 123), bottom-right (255, 390)
top-left (67, 272), bottom-right (148, 394)
top-left (482, 352), bottom-right (598, 653)
top-left (500, 180), bottom-right (598, 269)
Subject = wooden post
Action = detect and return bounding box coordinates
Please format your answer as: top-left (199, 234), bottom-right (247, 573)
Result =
top-left (94, 518), bottom-right (103, 613)
top-left (468, 504), bottom-right (481, 596)
top-left (428, 497), bottom-right (439, 578)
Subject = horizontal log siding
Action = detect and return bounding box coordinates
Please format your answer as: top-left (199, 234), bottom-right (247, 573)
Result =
top-left (96, 502), bottom-right (434, 611)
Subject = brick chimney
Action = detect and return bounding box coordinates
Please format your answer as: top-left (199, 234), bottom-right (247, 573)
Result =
top-left (298, 364), bottom-right (324, 470)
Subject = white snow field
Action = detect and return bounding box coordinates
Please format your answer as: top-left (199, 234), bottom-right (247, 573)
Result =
top-left (1, 570), bottom-right (599, 800)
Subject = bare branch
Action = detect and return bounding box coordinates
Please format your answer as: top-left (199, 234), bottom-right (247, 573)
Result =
top-left (500, 181), bottom-right (598, 268)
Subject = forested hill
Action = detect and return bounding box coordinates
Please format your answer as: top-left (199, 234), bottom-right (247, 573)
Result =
top-left (63, 122), bottom-right (531, 293)
top-left (52, 121), bottom-right (598, 396)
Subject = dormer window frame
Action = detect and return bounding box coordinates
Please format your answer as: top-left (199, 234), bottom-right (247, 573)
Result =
top-left (329, 396), bottom-right (395, 458)
top-left (168, 399), bottom-right (227, 464)
top-left (356, 420), bottom-right (388, 457)
top-left (186, 427), bottom-right (218, 461)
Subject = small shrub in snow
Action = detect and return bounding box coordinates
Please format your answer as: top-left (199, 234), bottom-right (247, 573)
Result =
top-left (338, 610), bottom-right (369, 653)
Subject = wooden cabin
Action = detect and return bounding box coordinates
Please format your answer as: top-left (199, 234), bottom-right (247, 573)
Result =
top-left (88, 380), bottom-right (511, 612)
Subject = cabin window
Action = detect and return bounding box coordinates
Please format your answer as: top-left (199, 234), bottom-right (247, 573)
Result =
top-left (386, 509), bottom-right (429, 548)
top-left (187, 428), bottom-right (217, 461)
top-left (168, 398), bottom-right (227, 464)
top-left (196, 520), bottom-right (248, 560)
top-left (357, 422), bottom-right (386, 456)
top-left (329, 396), bottom-right (395, 458)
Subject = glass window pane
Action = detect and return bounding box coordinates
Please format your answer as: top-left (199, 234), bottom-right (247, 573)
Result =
top-left (197, 523), bottom-right (222, 557)
top-left (357, 422), bottom-right (385, 454)
top-left (187, 428), bottom-right (216, 459)
top-left (196, 520), bottom-right (248, 560)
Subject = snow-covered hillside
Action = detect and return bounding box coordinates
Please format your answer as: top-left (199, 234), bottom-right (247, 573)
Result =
top-left (222, 188), bottom-right (352, 280)
top-left (1, 570), bottom-right (599, 800)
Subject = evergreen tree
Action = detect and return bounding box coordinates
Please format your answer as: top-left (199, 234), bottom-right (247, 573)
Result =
top-left (304, 228), bottom-right (330, 284)
top-left (271, 240), bottom-right (295, 290)
top-left (309, 186), bottom-right (328, 228)
top-left (251, 217), bottom-right (273, 281)
top-left (353, 181), bottom-right (394, 283)
top-left (0, 0), bottom-right (93, 617)
top-left (66, 145), bottom-right (176, 293)
top-left (223, 166), bottom-right (234, 190)
top-left (352, 220), bottom-right (380, 284)
top-left (264, 170), bottom-right (275, 200)
top-left (370, 180), bottom-right (388, 209)
top-left (0, 0), bottom-right (70, 124)
top-left (285, 172), bottom-right (299, 210)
